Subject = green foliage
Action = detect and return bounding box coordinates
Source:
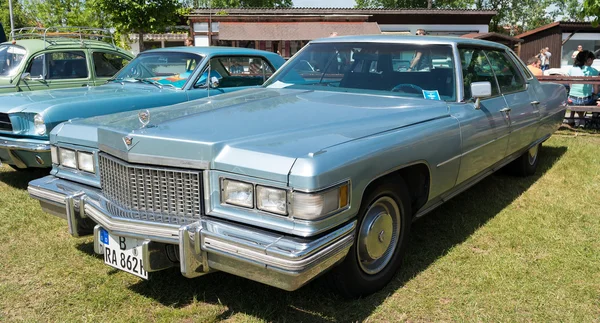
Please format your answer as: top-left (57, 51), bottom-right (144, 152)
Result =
top-left (186, 0), bottom-right (293, 8)
top-left (583, 0), bottom-right (600, 26)
top-left (0, 0), bottom-right (32, 39)
top-left (21, 0), bottom-right (106, 28)
top-left (94, 0), bottom-right (182, 33)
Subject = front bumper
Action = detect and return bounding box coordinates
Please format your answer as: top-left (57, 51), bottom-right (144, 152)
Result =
top-left (28, 175), bottom-right (355, 291)
top-left (0, 137), bottom-right (51, 168)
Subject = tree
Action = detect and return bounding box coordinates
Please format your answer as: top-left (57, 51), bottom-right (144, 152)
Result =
top-left (0, 0), bottom-right (31, 39)
top-left (94, 0), bottom-right (183, 51)
top-left (21, 0), bottom-right (106, 28)
top-left (188, 0), bottom-right (292, 7)
top-left (583, 0), bottom-right (600, 25)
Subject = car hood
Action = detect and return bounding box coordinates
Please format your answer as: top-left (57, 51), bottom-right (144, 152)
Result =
top-left (62, 88), bottom-right (450, 181)
top-left (0, 82), bottom-right (173, 114)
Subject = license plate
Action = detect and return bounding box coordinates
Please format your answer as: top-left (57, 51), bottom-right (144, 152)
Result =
top-left (99, 228), bottom-right (148, 279)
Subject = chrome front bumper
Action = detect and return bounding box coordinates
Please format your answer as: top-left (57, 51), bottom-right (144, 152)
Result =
top-left (28, 175), bottom-right (355, 291)
top-left (0, 137), bottom-right (51, 168)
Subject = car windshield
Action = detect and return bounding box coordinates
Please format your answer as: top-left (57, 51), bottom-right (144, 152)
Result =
top-left (265, 42), bottom-right (457, 101)
top-left (0, 45), bottom-right (26, 77)
top-left (112, 52), bottom-right (203, 89)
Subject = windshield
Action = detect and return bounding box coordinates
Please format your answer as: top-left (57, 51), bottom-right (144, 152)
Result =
top-left (0, 45), bottom-right (26, 77)
top-left (265, 42), bottom-right (456, 101)
top-left (113, 52), bottom-right (203, 89)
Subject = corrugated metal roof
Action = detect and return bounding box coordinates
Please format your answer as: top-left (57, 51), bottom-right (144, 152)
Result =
top-left (218, 22), bottom-right (381, 41)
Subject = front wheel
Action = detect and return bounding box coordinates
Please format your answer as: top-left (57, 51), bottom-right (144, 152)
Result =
top-left (328, 178), bottom-right (412, 298)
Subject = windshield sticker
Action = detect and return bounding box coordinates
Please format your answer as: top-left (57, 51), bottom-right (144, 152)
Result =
top-left (422, 90), bottom-right (441, 100)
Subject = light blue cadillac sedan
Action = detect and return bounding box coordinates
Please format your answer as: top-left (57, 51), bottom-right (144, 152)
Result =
top-left (0, 46), bottom-right (285, 169)
top-left (28, 36), bottom-right (567, 298)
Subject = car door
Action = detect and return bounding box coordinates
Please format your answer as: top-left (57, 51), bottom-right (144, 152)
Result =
top-left (90, 51), bottom-right (132, 85)
top-left (485, 49), bottom-right (540, 156)
top-left (21, 50), bottom-right (91, 90)
top-left (449, 47), bottom-right (511, 185)
top-left (188, 55), bottom-right (275, 100)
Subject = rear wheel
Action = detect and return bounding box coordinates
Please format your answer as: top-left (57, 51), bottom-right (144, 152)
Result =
top-left (328, 178), bottom-right (412, 298)
top-left (508, 143), bottom-right (540, 176)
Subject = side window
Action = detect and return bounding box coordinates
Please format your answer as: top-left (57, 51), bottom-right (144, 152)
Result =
top-left (45, 51), bottom-right (88, 79)
top-left (484, 50), bottom-right (526, 93)
top-left (197, 56), bottom-right (275, 88)
top-left (459, 47), bottom-right (500, 99)
top-left (93, 52), bottom-right (131, 77)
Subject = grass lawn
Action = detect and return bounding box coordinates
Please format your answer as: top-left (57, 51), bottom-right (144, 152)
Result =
top-left (1, 132), bottom-right (599, 322)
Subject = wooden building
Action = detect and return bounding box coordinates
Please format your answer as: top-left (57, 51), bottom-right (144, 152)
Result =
top-left (515, 21), bottom-right (600, 69)
top-left (186, 8), bottom-right (496, 58)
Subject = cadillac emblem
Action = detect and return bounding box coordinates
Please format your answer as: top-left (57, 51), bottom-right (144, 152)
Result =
top-left (138, 109), bottom-right (150, 127)
top-left (123, 136), bottom-right (133, 149)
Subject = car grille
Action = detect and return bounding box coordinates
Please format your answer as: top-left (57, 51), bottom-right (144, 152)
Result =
top-left (0, 113), bottom-right (12, 132)
top-left (99, 153), bottom-right (202, 225)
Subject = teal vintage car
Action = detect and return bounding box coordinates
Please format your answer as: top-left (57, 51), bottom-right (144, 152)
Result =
top-left (0, 27), bottom-right (133, 93)
top-left (28, 36), bottom-right (567, 298)
top-left (0, 46), bottom-right (285, 169)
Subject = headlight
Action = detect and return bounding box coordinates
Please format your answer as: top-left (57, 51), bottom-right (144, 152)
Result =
top-left (257, 185), bottom-right (287, 215)
top-left (33, 114), bottom-right (46, 135)
top-left (77, 152), bottom-right (95, 173)
top-left (59, 148), bottom-right (76, 169)
top-left (292, 183), bottom-right (349, 220)
top-left (222, 179), bottom-right (254, 208)
top-left (50, 146), bottom-right (59, 164)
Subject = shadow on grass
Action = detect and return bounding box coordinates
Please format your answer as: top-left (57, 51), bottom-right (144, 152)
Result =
top-left (105, 146), bottom-right (566, 321)
top-left (0, 166), bottom-right (49, 190)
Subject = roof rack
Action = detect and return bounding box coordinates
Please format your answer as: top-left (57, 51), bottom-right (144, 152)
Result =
top-left (11, 26), bottom-right (116, 49)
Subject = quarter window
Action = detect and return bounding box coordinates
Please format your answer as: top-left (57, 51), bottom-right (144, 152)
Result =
top-left (484, 50), bottom-right (526, 93)
top-left (93, 52), bottom-right (130, 77)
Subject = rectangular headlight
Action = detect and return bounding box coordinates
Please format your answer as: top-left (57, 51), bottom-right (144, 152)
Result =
top-left (292, 183), bottom-right (350, 220)
top-left (256, 185), bottom-right (287, 215)
top-left (59, 148), bottom-right (76, 169)
top-left (50, 146), bottom-right (59, 164)
top-left (77, 152), bottom-right (95, 173)
top-left (221, 179), bottom-right (254, 208)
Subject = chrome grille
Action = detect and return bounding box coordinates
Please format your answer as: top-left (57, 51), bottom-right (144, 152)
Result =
top-left (0, 113), bottom-right (12, 132)
top-left (99, 153), bottom-right (202, 225)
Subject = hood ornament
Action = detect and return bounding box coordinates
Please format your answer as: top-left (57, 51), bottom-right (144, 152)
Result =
top-left (138, 109), bottom-right (150, 127)
top-left (123, 136), bottom-right (133, 150)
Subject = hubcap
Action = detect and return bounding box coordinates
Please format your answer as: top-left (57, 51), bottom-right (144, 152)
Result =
top-left (528, 145), bottom-right (539, 166)
top-left (357, 196), bottom-right (401, 275)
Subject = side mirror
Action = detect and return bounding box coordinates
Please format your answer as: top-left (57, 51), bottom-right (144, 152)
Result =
top-left (471, 81), bottom-right (492, 110)
top-left (209, 76), bottom-right (219, 88)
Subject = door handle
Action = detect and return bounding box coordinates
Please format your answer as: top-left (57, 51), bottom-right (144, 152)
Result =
top-left (500, 107), bottom-right (511, 113)
top-left (531, 100), bottom-right (540, 104)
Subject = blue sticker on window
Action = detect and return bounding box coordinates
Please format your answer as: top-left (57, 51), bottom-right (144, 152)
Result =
top-left (422, 90), bottom-right (441, 100)
top-left (100, 228), bottom-right (109, 245)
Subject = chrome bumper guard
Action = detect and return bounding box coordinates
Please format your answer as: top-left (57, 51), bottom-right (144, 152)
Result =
top-left (28, 175), bottom-right (356, 291)
top-left (0, 138), bottom-right (50, 168)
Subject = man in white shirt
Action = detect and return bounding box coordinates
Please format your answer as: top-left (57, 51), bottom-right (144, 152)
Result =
top-left (543, 47), bottom-right (551, 71)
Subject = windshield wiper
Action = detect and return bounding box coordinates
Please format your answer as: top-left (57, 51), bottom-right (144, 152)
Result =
top-left (134, 78), bottom-right (163, 89)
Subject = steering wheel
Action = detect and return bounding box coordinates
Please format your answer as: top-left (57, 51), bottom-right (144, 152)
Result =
top-left (391, 83), bottom-right (424, 94)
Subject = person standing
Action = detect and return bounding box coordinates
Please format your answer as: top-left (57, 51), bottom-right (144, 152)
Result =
top-left (184, 36), bottom-right (194, 47)
top-left (572, 45), bottom-right (583, 64)
top-left (408, 29), bottom-right (431, 71)
top-left (568, 50), bottom-right (599, 127)
top-left (536, 48), bottom-right (547, 71)
top-left (543, 47), bottom-right (551, 71)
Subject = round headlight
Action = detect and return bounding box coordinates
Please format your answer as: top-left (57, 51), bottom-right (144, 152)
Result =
top-left (34, 114), bottom-right (46, 135)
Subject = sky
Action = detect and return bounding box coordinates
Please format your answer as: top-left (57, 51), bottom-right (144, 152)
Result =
top-left (293, 0), bottom-right (357, 7)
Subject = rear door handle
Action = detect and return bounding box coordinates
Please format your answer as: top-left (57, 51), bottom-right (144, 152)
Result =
top-left (500, 107), bottom-right (511, 113)
top-left (531, 100), bottom-right (540, 104)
